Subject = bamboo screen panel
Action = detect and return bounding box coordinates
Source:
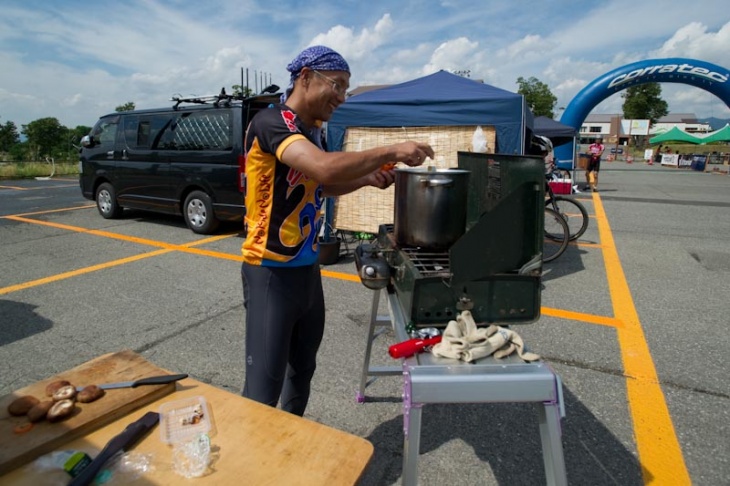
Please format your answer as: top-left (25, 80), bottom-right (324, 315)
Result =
top-left (332, 125), bottom-right (496, 234)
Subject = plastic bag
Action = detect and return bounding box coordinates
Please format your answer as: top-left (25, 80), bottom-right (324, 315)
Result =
top-left (28, 450), bottom-right (154, 485)
top-left (27, 450), bottom-right (92, 485)
top-left (471, 126), bottom-right (488, 153)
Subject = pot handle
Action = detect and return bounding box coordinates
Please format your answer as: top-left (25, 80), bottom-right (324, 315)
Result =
top-left (419, 177), bottom-right (454, 187)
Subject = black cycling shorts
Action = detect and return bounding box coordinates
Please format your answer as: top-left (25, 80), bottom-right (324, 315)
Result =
top-left (587, 156), bottom-right (601, 173)
top-left (240, 262), bottom-right (325, 416)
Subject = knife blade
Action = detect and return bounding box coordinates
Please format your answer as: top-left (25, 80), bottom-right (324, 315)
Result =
top-left (76, 373), bottom-right (188, 391)
top-left (68, 411), bottom-right (159, 486)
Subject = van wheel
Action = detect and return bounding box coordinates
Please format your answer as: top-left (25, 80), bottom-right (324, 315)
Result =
top-left (184, 190), bottom-right (219, 234)
top-left (96, 182), bottom-right (123, 219)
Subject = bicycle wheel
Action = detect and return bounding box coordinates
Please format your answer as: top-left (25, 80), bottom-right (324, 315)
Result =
top-left (549, 195), bottom-right (589, 241)
top-left (543, 207), bottom-right (570, 262)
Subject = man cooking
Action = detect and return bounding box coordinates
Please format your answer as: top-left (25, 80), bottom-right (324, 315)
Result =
top-left (240, 45), bottom-right (434, 416)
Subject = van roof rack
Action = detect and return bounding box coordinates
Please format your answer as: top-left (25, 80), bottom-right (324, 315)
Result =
top-left (171, 85), bottom-right (280, 109)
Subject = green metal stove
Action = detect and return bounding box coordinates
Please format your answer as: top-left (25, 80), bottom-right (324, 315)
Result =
top-left (359, 152), bottom-right (545, 328)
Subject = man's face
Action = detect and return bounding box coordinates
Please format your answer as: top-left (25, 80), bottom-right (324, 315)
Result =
top-left (306, 69), bottom-right (350, 121)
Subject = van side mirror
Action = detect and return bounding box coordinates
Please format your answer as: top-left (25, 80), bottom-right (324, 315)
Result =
top-left (81, 135), bottom-right (95, 148)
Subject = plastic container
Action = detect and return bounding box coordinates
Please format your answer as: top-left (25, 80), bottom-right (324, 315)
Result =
top-left (159, 396), bottom-right (211, 445)
top-left (548, 180), bottom-right (572, 195)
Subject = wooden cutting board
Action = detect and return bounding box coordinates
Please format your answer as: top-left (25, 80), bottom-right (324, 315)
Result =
top-left (0, 350), bottom-right (179, 475)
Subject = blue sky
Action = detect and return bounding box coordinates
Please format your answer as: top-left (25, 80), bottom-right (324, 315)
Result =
top-left (1, 0), bottom-right (728, 129)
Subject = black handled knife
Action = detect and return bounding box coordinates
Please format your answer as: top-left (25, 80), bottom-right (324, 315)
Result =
top-left (76, 373), bottom-right (188, 391)
top-left (68, 411), bottom-right (159, 486)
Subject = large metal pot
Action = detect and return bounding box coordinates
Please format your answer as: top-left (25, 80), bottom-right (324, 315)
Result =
top-left (394, 167), bottom-right (470, 249)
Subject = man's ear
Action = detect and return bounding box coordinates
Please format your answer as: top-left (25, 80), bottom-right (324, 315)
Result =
top-left (300, 67), bottom-right (312, 87)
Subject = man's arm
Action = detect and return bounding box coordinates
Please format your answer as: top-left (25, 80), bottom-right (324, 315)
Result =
top-left (280, 138), bottom-right (433, 185)
top-left (322, 170), bottom-right (396, 197)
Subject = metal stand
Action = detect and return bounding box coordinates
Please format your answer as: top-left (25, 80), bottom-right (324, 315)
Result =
top-left (356, 287), bottom-right (401, 402)
top-left (358, 287), bottom-right (567, 486)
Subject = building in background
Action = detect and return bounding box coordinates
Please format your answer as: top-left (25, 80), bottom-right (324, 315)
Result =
top-left (579, 113), bottom-right (712, 146)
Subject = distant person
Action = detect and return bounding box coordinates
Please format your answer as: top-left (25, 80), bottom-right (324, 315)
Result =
top-left (653, 145), bottom-right (662, 164)
top-left (586, 137), bottom-right (604, 192)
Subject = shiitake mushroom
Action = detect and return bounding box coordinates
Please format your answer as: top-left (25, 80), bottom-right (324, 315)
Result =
top-left (27, 400), bottom-right (54, 423)
top-left (47, 399), bottom-right (76, 422)
top-left (51, 385), bottom-right (77, 402)
top-left (45, 380), bottom-right (72, 397)
top-left (77, 385), bottom-right (105, 403)
top-left (7, 396), bottom-right (40, 416)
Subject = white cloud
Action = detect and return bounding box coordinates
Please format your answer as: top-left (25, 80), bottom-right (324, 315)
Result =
top-left (498, 34), bottom-right (553, 60)
top-left (422, 37), bottom-right (480, 75)
top-left (309, 14), bottom-right (394, 62)
top-left (652, 21), bottom-right (730, 66)
top-left (0, 1), bottom-right (727, 130)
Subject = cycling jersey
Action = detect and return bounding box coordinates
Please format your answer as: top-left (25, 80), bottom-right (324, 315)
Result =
top-left (589, 142), bottom-right (604, 156)
top-left (242, 104), bottom-right (324, 267)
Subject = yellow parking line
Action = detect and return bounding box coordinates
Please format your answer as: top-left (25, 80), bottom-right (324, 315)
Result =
top-left (0, 222), bottom-right (236, 295)
top-left (321, 269), bottom-right (361, 283)
top-left (9, 204), bottom-right (95, 217)
top-left (541, 307), bottom-right (622, 328)
top-left (0, 184), bottom-right (28, 190)
top-left (0, 249), bottom-right (172, 295)
top-left (4, 215), bottom-right (241, 260)
top-left (592, 192), bottom-right (690, 485)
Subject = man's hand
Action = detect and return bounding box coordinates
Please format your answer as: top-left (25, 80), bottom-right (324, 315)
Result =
top-left (365, 168), bottom-right (396, 189)
top-left (390, 141), bottom-right (435, 167)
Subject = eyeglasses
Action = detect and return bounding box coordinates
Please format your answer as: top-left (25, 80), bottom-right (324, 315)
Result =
top-left (312, 70), bottom-right (348, 97)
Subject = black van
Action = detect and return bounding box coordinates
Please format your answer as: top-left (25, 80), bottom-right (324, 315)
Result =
top-left (79, 90), bottom-right (280, 234)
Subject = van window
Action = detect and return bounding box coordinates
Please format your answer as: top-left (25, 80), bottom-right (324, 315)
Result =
top-left (123, 115), bottom-right (175, 149)
top-left (92, 116), bottom-right (119, 147)
top-left (172, 111), bottom-right (232, 151)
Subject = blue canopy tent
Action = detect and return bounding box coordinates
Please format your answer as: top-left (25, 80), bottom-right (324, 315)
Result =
top-left (327, 70), bottom-right (530, 155)
top-left (532, 116), bottom-right (577, 171)
top-left (323, 71), bottom-right (531, 239)
top-left (533, 116), bottom-right (577, 148)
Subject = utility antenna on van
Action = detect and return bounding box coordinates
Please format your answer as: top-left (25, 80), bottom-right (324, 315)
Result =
top-left (170, 81), bottom-right (280, 108)
top-left (170, 88), bottom-right (235, 109)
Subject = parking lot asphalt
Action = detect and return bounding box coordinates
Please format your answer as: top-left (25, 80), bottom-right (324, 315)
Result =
top-left (1, 162), bottom-right (728, 485)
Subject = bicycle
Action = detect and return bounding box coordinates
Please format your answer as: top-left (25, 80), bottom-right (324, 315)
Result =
top-left (545, 164), bottom-right (589, 241)
top-left (543, 207), bottom-right (570, 262)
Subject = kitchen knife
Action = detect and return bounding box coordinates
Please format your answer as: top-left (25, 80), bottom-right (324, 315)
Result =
top-left (68, 411), bottom-right (159, 486)
top-left (76, 373), bottom-right (188, 391)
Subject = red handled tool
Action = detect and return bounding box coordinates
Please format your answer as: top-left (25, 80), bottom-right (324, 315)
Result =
top-left (389, 336), bottom-right (442, 359)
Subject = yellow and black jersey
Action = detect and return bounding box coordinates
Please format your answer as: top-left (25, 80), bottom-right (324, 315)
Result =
top-left (242, 104), bottom-right (324, 267)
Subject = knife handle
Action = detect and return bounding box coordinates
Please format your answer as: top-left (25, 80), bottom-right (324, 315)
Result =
top-left (68, 412), bottom-right (159, 486)
top-left (132, 374), bottom-right (188, 387)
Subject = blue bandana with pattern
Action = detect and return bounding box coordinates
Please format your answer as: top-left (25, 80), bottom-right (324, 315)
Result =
top-left (281, 45), bottom-right (350, 102)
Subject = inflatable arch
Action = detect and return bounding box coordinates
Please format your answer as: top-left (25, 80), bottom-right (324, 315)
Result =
top-left (554, 57), bottom-right (730, 166)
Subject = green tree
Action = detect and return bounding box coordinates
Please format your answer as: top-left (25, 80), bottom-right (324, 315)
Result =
top-left (621, 83), bottom-right (668, 126)
top-left (115, 101), bottom-right (136, 112)
top-left (231, 85), bottom-right (254, 98)
top-left (58, 125), bottom-right (92, 160)
top-left (9, 142), bottom-right (28, 162)
top-left (516, 76), bottom-right (557, 118)
top-left (22, 117), bottom-right (66, 159)
top-left (0, 120), bottom-right (20, 152)
top-left (67, 125), bottom-right (92, 145)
